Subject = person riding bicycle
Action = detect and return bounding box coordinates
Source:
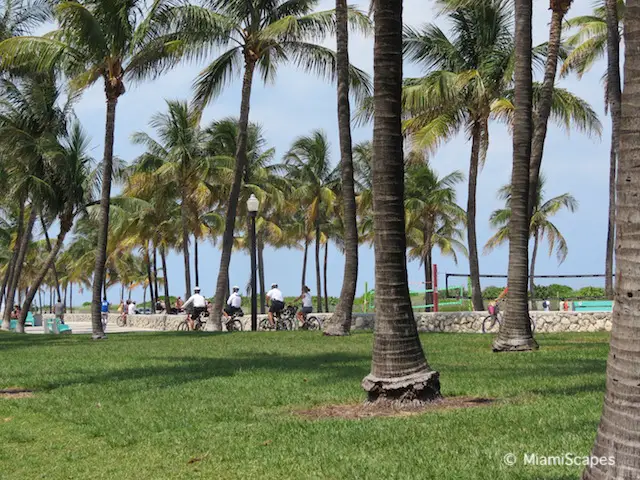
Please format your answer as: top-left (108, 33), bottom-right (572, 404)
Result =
top-left (183, 286), bottom-right (207, 330)
top-left (224, 286), bottom-right (243, 318)
top-left (266, 283), bottom-right (284, 328)
top-left (294, 286), bottom-right (313, 326)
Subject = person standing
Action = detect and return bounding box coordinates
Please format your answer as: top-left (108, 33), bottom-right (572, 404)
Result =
top-left (128, 300), bottom-right (136, 315)
top-left (101, 297), bottom-right (110, 331)
top-left (54, 298), bottom-right (66, 324)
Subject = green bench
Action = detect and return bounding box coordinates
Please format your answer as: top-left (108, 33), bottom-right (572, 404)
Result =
top-left (45, 317), bottom-right (72, 334)
top-left (9, 312), bottom-right (36, 330)
top-left (572, 300), bottom-right (613, 312)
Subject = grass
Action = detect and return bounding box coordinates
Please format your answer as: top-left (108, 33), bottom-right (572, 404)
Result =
top-left (0, 331), bottom-right (609, 479)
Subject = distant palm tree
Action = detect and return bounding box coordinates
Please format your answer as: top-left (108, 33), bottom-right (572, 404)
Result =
top-left (190, 0), bottom-right (372, 329)
top-left (485, 176), bottom-right (578, 301)
top-left (0, 0), bottom-right (209, 338)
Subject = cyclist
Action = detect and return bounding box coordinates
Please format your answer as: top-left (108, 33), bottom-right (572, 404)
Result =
top-left (294, 286), bottom-right (313, 326)
top-left (266, 283), bottom-right (284, 328)
top-left (101, 296), bottom-right (110, 330)
top-left (224, 286), bottom-right (242, 319)
top-left (183, 286), bottom-right (207, 330)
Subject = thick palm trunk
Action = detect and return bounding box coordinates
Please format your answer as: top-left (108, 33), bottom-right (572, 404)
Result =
top-left (583, 3), bottom-right (640, 473)
top-left (493, 0), bottom-right (538, 352)
top-left (194, 236), bottom-right (199, 287)
top-left (315, 224), bottom-right (322, 312)
top-left (180, 199), bottom-right (191, 297)
top-left (301, 236), bottom-right (309, 289)
top-left (160, 245), bottom-right (171, 310)
top-left (91, 95), bottom-right (118, 340)
top-left (323, 241), bottom-right (329, 312)
top-left (325, 0), bottom-right (358, 335)
top-left (41, 216), bottom-right (61, 301)
top-left (528, 2), bottom-right (572, 220)
top-left (258, 232), bottom-right (266, 314)
top-left (17, 209), bottom-right (73, 332)
top-left (467, 122), bottom-right (484, 311)
top-left (529, 231), bottom-right (539, 305)
top-left (210, 60), bottom-right (256, 331)
top-left (362, 0), bottom-right (440, 403)
top-left (604, 0), bottom-right (622, 300)
top-left (3, 207), bottom-right (37, 330)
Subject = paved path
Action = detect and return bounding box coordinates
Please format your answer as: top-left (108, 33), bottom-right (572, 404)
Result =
top-left (25, 322), bottom-right (157, 335)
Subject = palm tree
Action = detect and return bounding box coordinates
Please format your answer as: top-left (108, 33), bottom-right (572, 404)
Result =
top-left (325, 0), bottom-right (359, 336)
top-left (0, 0), bottom-right (49, 41)
top-left (583, 1), bottom-right (640, 475)
top-left (191, 0), bottom-right (372, 330)
top-left (284, 130), bottom-right (339, 313)
top-left (361, 0), bottom-right (440, 403)
top-left (562, 0), bottom-right (624, 299)
top-left (485, 177), bottom-right (578, 301)
top-left (492, 0), bottom-right (537, 352)
top-left (405, 162), bottom-right (467, 310)
top-left (0, 0), bottom-right (210, 338)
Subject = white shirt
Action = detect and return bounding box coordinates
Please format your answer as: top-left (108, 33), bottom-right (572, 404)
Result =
top-left (227, 292), bottom-right (242, 308)
top-left (128, 303), bottom-right (136, 315)
top-left (302, 292), bottom-right (312, 308)
top-left (267, 288), bottom-right (284, 302)
top-left (184, 293), bottom-right (206, 309)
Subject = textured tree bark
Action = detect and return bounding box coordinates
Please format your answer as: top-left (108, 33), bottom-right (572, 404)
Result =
top-left (160, 245), bottom-right (171, 310)
top-left (152, 245), bottom-right (159, 307)
top-left (1, 200), bottom-right (24, 329)
top-left (145, 247), bottom-right (154, 309)
top-left (180, 197), bottom-right (191, 297)
top-left (315, 224), bottom-right (322, 312)
top-left (324, 0), bottom-right (358, 336)
top-left (258, 232), bottom-right (265, 314)
top-left (323, 241), bottom-right (329, 312)
top-left (604, 0), bottom-right (622, 300)
top-left (301, 236), bottom-right (309, 290)
top-left (529, 230), bottom-right (539, 305)
top-left (583, 2), bottom-right (640, 475)
top-left (528, 1), bottom-right (572, 220)
top-left (493, 0), bottom-right (538, 352)
top-left (467, 122), bottom-right (484, 311)
top-left (210, 60), bottom-right (256, 331)
top-left (362, 0), bottom-right (440, 403)
top-left (91, 94), bottom-right (118, 340)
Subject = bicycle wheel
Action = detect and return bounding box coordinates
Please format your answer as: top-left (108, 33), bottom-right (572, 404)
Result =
top-left (227, 319), bottom-right (243, 332)
top-left (259, 318), bottom-right (271, 331)
top-left (482, 315), bottom-right (500, 334)
top-left (177, 321), bottom-right (190, 331)
top-left (116, 315), bottom-right (126, 327)
top-left (306, 316), bottom-right (321, 331)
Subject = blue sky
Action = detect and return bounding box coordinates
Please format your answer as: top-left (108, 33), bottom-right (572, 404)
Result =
top-left (62, 1), bottom-right (610, 303)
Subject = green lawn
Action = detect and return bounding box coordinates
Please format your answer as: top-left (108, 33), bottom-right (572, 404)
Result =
top-left (0, 331), bottom-right (608, 479)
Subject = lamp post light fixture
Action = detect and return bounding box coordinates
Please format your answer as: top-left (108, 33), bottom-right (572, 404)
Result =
top-left (247, 194), bottom-right (259, 331)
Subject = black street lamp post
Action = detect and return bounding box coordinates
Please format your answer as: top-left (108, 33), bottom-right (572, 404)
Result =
top-left (247, 194), bottom-right (259, 331)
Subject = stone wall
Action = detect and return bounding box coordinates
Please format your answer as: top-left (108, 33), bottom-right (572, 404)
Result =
top-left (47, 310), bottom-right (613, 333)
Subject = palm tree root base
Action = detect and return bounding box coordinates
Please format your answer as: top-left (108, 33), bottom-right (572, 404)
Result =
top-left (492, 335), bottom-right (539, 352)
top-left (323, 314), bottom-right (351, 336)
top-left (362, 370), bottom-right (441, 404)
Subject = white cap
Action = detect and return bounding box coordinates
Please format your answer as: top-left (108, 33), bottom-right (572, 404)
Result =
top-left (194, 286), bottom-right (200, 291)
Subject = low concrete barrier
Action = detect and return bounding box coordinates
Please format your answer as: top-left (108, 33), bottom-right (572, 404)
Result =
top-left (41, 310), bottom-right (613, 333)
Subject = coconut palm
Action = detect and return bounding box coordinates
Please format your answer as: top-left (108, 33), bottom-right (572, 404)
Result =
top-left (583, 1), bottom-right (640, 475)
top-left (0, 0), bottom-right (49, 41)
top-left (562, 0), bottom-right (624, 299)
top-left (0, 0), bottom-right (213, 338)
top-left (284, 130), bottom-right (339, 313)
top-left (492, 0), bottom-right (537, 352)
top-left (485, 176), bottom-right (578, 301)
top-left (190, 0), bottom-right (372, 330)
top-left (361, 0), bottom-right (441, 403)
top-left (405, 162), bottom-right (467, 310)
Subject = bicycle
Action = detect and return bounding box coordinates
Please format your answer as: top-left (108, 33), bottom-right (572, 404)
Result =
top-left (224, 309), bottom-right (244, 332)
top-left (177, 310), bottom-right (209, 331)
top-left (259, 307), bottom-right (292, 331)
top-left (292, 305), bottom-right (322, 331)
top-left (481, 305), bottom-right (537, 334)
top-left (116, 313), bottom-right (127, 327)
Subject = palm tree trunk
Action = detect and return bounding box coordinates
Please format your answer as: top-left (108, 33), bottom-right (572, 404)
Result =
top-left (583, 3), bottom-right (640, 473)
top-left (301, 235), bottom-right (309, 289)
top-left (3, 206), bottom-right (37, 330)
top-left (323, 241), bottom-right (329, 312)
top-left (160, 245), bottom-right (171, 310)
top-left (529, 230), bottom-right (539, 305)
top-left (41, 216), bottom-right (61, 301)
top-left (145, 247), bottom-right (154, 309)
top-left (70, 281), bottom-right (73, 313)
top-left (467, 121), bottom-right (484, 311)
top-left (1, 199), bottom-right (25, 319)
top-left (0, 256), bottom-right (13, 318)
top-left (315, 224), bottom-right (322, 313)
top-left (493, 0), bottom-right (538, 352)
top-left (423, 227), bottom-right (433, 312)
top-left (528, 2), bottom-right (572, 219)
top-left (153, 245), bottom-right (159, 306)
top-left (362, 0), bottom-right (440, 403)
top-left (210, 60), bottom-right (256, 331)
top-left (91, 94), bottom-right (118, 340)
top-left (194, 236), bottom-right (199, 287)
top-left (17, 208), bottom-right (73, 332)
top-left (604, 0), bottom-right (622, 300)
top-left (324, 0), bottom-right (358, 335)
top-left (181, 198), bottom-right (191, 298)
top-left (258, 232), bottom-right (266, 314)
top-left (120, 283), bottom-right (125, 303)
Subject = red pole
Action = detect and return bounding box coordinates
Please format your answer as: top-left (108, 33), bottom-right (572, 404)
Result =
top-left (433, 264), bottom-right (439, 312)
